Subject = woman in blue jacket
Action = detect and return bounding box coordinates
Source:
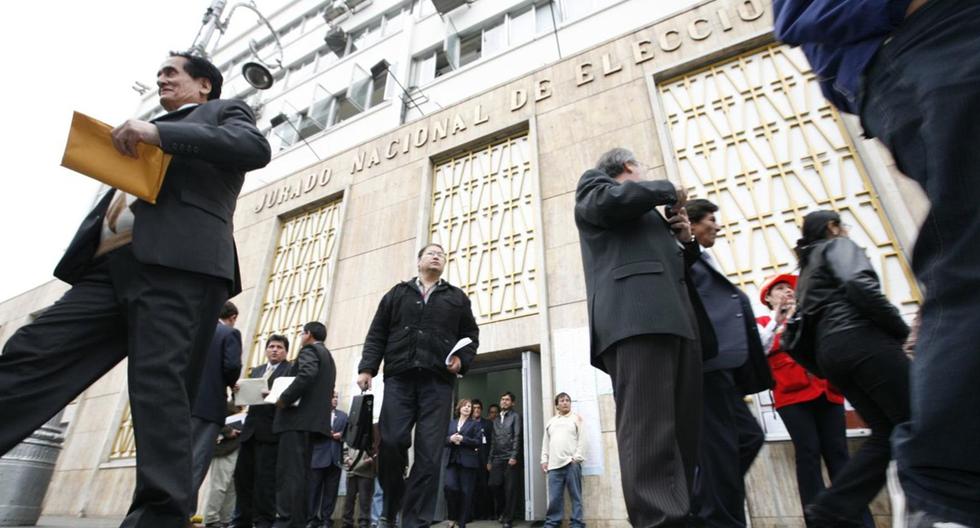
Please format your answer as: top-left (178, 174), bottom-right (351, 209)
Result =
top-left (444, 399), bottom-right (482, 528)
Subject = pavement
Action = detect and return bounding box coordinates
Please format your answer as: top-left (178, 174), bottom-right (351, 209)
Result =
top-left (7, 519), bottom-right (537, 528)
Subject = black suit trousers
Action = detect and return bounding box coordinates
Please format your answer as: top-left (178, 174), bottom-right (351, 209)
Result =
top-left (602, 334), bottom-right (702, 528)
top-left (274, 430), bottom-right (313, 528)
top-left (692, 369), bottom-right (764, 528)
top-left (233, 438), bottom-right (279, 528)
top-left (0, 246), bottom-right (227, 527)
top-left (309, 464), bottom-right (343, 525)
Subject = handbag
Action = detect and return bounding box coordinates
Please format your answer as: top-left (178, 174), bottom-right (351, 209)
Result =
top-left (780, 311), bottom-right (823, 377)
top-left (344, 392), bottom-right (374, 466)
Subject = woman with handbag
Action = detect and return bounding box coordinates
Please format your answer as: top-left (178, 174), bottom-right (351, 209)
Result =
top-left (757, 273), bottom-right (869, 526)
top-left (443, 399), bottom-right (482, 528)
top-left (790, 210), bottom-right (911, 527)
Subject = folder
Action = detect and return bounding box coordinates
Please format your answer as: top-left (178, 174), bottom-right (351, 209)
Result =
top-left (61, 111), bottom-right (171, 204)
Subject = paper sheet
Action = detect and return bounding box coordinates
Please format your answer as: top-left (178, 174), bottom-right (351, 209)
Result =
top-left (234, 378), bottom-right (269, 406)
top-left (264, 376), bottom-right (299, 406)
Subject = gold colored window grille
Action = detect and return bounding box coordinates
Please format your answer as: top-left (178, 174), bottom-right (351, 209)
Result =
top-left (429, 133), bottom-right (539, 323)
top-left (108, 401), bottom-right (135, 460)
top-left (248, 199), bottom-right (343, 367)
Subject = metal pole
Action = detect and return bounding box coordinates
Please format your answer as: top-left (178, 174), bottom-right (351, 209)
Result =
top-left (190, 0), bottom-right (228, 58)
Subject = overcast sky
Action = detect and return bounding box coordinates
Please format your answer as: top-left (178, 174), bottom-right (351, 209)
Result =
top-left (0, 2), bottom-right (275, 301)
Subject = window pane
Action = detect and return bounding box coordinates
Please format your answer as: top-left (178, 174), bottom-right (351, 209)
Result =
top-left (332, 91), bottom-right (362, 125)
top-left (413, 52), bottom-right (437, 86)
top-left (535, 1), bottom-right (558, 33)
top-left (482, 20), bottom-right (506, 56)
top-left (458, 32), bottom-right (482, 67)
top-left (509, 8), bottom-right (534, 44)
top-left (384, 9), bottom-right (405, 36)
top-left (369, 69), bottom-right (388, 108)
top-left (435, 50), bottom-right (453, 77)
top-left (560, 0), bottom-right (595, 21)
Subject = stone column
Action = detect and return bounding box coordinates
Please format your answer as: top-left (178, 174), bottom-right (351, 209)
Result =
top-left (0, 413), bottom-right (66, 526)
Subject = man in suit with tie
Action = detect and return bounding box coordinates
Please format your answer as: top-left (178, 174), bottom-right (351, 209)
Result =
top-left (190, 301), bottom-right (244, 514)
top-left (574, 148), bottom-right (702, 527)
top-left (685, 199), bottom-right (768, 528)
top-left (308, 390), bottom-right (348, 528)
top-left (0, 52), bottom-right (270, 528)
top-left (273, 321), bottom-right (337, 528)
top-left (233, 335), bottom-right (291, 528)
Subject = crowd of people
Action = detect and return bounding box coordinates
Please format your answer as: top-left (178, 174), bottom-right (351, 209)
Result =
top-left (2, 1), bottom-right (979, 527)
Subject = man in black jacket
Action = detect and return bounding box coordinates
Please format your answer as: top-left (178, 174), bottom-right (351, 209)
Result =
top-left (233, 335), bottom-right (290, 528)
top-left (574, 148), bottom-right (702, 527)
top-left (685, 199), bottom-right (767, 528)
top-left (273, 321), bottom-right (337, 528)
top-left (191, 301), bottom-right (243, 514)
top-left (356, 243), bottom-right (480, 528)
top-left (488, 392), bottom-right (522, 528)
top-left (0, 52), bottom-right (270, 528)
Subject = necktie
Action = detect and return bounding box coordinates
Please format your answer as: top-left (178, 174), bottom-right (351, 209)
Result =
top-left (105, 192), bottom-right (129, 233)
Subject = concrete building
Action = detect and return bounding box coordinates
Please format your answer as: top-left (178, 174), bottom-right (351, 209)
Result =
top-left (0, 0), bottom-right (928, 525)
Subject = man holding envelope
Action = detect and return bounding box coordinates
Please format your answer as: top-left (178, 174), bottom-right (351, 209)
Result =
top-left (0, 51), bottom-right (270, 527)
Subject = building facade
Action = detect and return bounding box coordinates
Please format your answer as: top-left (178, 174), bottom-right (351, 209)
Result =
top-left (0, 0), bottom-right (929, 525)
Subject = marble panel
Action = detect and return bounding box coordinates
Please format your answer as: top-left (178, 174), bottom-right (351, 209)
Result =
top-left (545, 242), bottom-right (587, 308)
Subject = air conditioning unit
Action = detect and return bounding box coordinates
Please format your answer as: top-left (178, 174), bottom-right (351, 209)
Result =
top-left (431, 0), bottom-right (468, 15)
top-left (324, 26), bottom-right (349, 55)
top-left (323, 2), bottom-right (349, 24)
top-left (344, 0), bottom-right (373, 11)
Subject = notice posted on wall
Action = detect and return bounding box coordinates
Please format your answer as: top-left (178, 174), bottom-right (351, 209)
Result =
top-left (552, 326), bottom-right (605, 477)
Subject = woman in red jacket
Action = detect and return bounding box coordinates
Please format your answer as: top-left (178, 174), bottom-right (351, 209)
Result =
top-left (756, 274), bottom-right (861, 523)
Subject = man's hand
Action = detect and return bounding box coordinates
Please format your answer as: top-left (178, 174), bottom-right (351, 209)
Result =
top-left (508, 458), bottom-right (518, 466)
top-left (228, 429), bottom-right (240, 438)
top-left (540, 463), bottom-right (548, 474)
top-left (669, 206), bottom-right (692, 242)
top-left (673, 183), bottom-right (688, 207)
top-left (486, 463), bottom-right (492, 471)
top-left (261, 389), bottom-right (270, 397)
top-left (357, 372), bottom-right (373, 391)
top-left (275, 399), bottom-right (285, 409)
top-left (447, 355), bottom-right (462, 375)
top-left (111, 119), bottom-right (161, 159)
top-left (232, 383), bottom-right (240, 393)
top-left (332, 431), bottom-right (342, 441)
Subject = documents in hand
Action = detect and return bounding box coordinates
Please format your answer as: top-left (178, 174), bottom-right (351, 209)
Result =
top-left (60, 111), bottom-right (171, 203)
top-left (264, 376), bottom-right (300, 407)
top-left (445, 337), bottom-right (473, 365)
top-left (234, 378), bottom-right (269, 406)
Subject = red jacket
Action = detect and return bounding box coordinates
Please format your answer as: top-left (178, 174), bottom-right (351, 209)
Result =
top-left (757, 315), bottom-right (844, 409)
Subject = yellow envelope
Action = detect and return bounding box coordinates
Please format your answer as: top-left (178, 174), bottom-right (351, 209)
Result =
top-left (60, 111), bottom-right (172, 204)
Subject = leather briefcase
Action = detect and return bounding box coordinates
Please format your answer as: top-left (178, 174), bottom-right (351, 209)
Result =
top-left (344, 392), bottom-right (374, 453)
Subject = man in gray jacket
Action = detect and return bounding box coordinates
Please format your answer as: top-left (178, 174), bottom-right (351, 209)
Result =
top-left (488, 392), bottom-right (522, 528)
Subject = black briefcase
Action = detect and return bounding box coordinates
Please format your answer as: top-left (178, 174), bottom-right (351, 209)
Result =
top-left (344, 392), bottom-right (374, 452)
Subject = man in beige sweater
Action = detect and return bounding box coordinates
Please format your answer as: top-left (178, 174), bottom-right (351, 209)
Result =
top-left (540, 393), bottom-right (587, 528)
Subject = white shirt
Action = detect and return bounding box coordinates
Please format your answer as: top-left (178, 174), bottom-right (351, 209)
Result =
top-left (540, 412), bottom-right (586, 470)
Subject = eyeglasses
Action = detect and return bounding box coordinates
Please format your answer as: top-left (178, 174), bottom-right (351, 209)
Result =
top-left (628, 160), bottom-right (652, 172)
top-left (423, 250), bottom-right (446, 258)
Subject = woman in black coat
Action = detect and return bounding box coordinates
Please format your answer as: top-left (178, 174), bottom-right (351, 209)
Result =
top-left (444, 399), bottom-right (482, 528)
top-left (792, 210), bottom-right (911, 527)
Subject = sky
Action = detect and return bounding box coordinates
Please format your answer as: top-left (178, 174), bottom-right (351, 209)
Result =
top-left (0, 2), bottom-right (271, 301)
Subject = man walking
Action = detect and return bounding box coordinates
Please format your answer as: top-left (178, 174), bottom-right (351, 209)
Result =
top-left (356, 243), bottom-right (480, 528)
top-left (685, 199), bottom-right (768, 527)
top-left (488, 392), bottom-right (521, 528)
top-left (470, 399), bottom-right (494, 521)
top-left (233, 336), bottom-right (290, 528)
top-left (308, 391), bottom-right (348, 528)
top-left (0, 51), bottom-right (270, 527)
top-left (273, 321), bottom-right (337, 528)
top-left (191, 301), bottom-right (244, 515)
top-left (574, 147), bottom-right (702, 527)
top-left (774, 2), bottom-right (980, 525)
top-left (541, 393), bottom-right (586, 528)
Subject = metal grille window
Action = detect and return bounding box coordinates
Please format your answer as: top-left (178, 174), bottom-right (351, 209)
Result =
top-left (108, 402), bottom-right (135, 460)
top-left (247, 199), bottom-right (343, 367)
top-left (429, 133), bottom-right (538, 323)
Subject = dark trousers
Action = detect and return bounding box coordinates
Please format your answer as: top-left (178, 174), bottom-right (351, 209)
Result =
top-left (471, 463), bottom-right (492, 520)
top-left (191, 417), bottom-right (222, 513)
top-left (0, 247), bottom-right (227, 528)
top-left (309, 465), bottom-right (343, 527)
top-left (693, 369), bottom-right (764, 528)
top-left (341, 474), bottom-right (374, 528)
top-left (444, 464), bottom-right (477, 527)
top-left (274, 430), bottom-right (313, 528)
top-left (808, 327), bottom-right (910, 525)
top-left (233, 439), bottom-right (279, 528)
top-left (602, 334), bottom-right (702, 527)
top-left (777, 397), bottom-right (851, 512)
top-left (859, 1), bottom-right (980, 524)
top-left (376, 371), bottom-right (453, 528)
top-left (488, 461), bottom-right (521, 523)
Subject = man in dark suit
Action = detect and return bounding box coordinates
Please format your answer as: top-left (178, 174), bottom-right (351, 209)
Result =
top-left (0, 52), bottom-right (270, 528)
top-left (191, 301), bottom-right (244, 514)
top-left (574, 148), bottom-right (702, 527)
top-left (273, 321), bottom-right (337, 528)
top-left (233, 335), bottom-right (291, 528)
top-left (469, 399), bottom-right (493, 521)
top-left (308, 390), bottom-right (348, 528)
top-left (685, 199), bottom-right (768, 528)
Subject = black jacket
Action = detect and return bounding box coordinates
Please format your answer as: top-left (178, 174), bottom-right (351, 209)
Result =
top-left (490, 410), bottom-right (522, 462)
top-left (239, 361), bottom-right (290, 443)
top-left (446, 418), bottom-right (483, 469)
top-left (574, 169), bottom-right (703, 369)
top-left (54, 99), bottom-right (271, 296)
top-left (797, 238), bottom-right (910, 341)
top-left (192, 322), bottom-right (243, 424)
top-left (359, 279), bottom-right (480, 383)
top-left (273, 342), bottom-right (336, 435)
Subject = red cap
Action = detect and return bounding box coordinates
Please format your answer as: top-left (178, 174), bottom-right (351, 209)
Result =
top-left (759, 273), bottom-right (798, 307)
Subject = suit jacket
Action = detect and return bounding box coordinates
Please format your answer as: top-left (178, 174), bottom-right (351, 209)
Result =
top-left (53, 99), bottom-right (271, 296)
top-left (310, 409), bottom-right (348, 469)
top-left (476, 418), bottom-right (493, 466)
top-left (239, 361), bottom-right (290, 443)
top-left (192, 322), bottom-right (243, 424)
top-left (691, 255), bottom-right (772, 394)
top-left (273, 342), bottom-right (336, 435)
top-left (446, 418), bottom-right (482, 469)
top-left (490, 410), bottom-right (521, 462)
top-left (574, 169), bottom-right (701, 370)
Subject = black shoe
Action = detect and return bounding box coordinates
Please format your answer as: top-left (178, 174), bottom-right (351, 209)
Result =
top-left (377, 517), bottom-right (396, 528)
top-left (804, 504), bottom-right (864, 528)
